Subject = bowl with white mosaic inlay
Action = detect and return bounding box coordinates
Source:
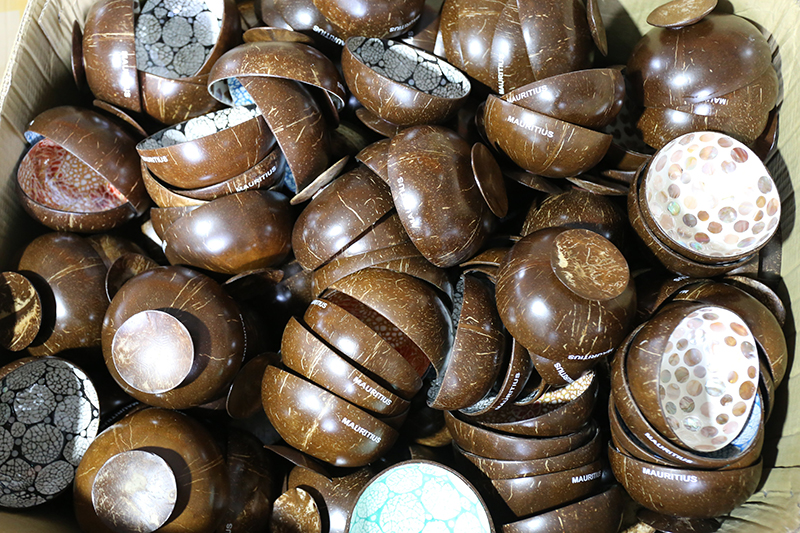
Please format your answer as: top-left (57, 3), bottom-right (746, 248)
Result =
top-left (627, 304), bottom-right (760, 453)
top-left (80, 0), bottom-right (239, 123)
top-left (347, 460), bottom-right (494, 533)
top-left (0, 358), bottom-right (100, 508)
top-left (137, 105), bottom-right (273, 188)
top-left (642, 131), bottom-right (780, 263)
top-left (342, 37), bottom-right (471, 127)
top-left (133, 0), bottom-right (239, 80)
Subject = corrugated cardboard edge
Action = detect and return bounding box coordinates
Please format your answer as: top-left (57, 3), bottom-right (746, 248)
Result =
top-left (0, 0), bottom-right (798, 531)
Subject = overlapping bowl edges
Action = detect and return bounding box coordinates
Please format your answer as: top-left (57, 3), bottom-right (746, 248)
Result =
top-left (342, 36), bottom-right (471, 127)
top-left (288, 162), bottom-right (453, 297)
top-left (17, 107), bottom-right (149, 232)
top-left (80, 0), bottom-right (240, 124)
top-left (291, 165), bottom-right (396, 271)
top-left (261, 268), bottom-right (452, 466)
top-left (0, 357), bottom-right (101, 509)
top-left (261, 365), bottom-right (400, 467)
top-left (501, 68), bottom-right (626, 130)
top-left (629, 131), bottom-right (781, 276)
top-left (501, 485), bottom-right (624, 533)
top-left (627, 12), bottom-right (779, 149)
top-left (102, 265), bottom-right (245, 409)
top-left (463, 369), bottom-right (599, 441)
top-left (439, 0), bottom-right (596, 95)
top-left (608, 444), bottom-right (762, 519)
top-left (670, 281), bottom-right (787, 397)
top-left (207, 40), bottom-right (347, 195)
top-left (609, 342), bottom-right (767, 519)
top-left (453, 423), bottom-right (603, 480)
top-left (281, 317), bottom-right (411, 417)
top-left (445, 412), bottom-right (597, 462)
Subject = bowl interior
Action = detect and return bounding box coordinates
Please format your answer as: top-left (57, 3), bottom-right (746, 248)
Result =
top-left (138, 105), bottom-right (259, 150)
top-left (134, 0), bottom-right (224, 78)
top-left (18, 139), bottom-right (128, 213)
top-left (347, 37), bottom-right (470, 100)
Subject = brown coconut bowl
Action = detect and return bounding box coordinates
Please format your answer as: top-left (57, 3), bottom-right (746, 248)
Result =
top-left (74, 408), bottom-right (228, 533)
top-left (672, 66), bottom-right (778, 120)
top-left (453, 424), bottom-right (602, 480)
top-left (342, 37), bottom-right (471, 126)
top-left (261, 365), bottom-right (398, 467)
top-left (82, 0), bottom-right (140, 112)
top-left (502, 485), bottom-right (624, 533)
top-left (428, 274), bottom-right (505, 411)
top-left (315, 0), bottom-right (424, 40)
top-left (207, 40), bottom-right (346, 110)
top-left (637, 106), bottom-right (768, 150)
top-left (150, 206), bottom-right (200, 238)
top-left (312, 245), bottom-right (454, 302)
top-left (21, 106), bottom-right (149, 227)
top-left (611, 323), bottom-right (765, 470)
top-left (386, 125), bottom-right (495, 268)
top-left (495, 227), bottom-right (636, 363)
top-left (487, 459), bottom-right (606, 518)
top-left (627, 14), bottom-right (773, 107)
top-left (483, 95), bottom-right (612, 178)
top-left (17, 233), bottom-right (109, 357)
top-left (439, 0), bottom-right (593, 94)
top-left (291, 166), bottom-right (394, 270)
top-left (174, 147), bottom-right (285, 201)
top-left (608, 444), bottom-right (762, 519)
top-left (323, 267), bottom-right (452, 375)
top-left (281, 317), bottom-right (410, 417)
top-left (102, 266), bottom-right (245, 409)
top-left (141, 161), bottom-right (210, 208)
top-left (502, 68), bottom-right (625, 130)
top-left (161, 190), bottom-right (292, 275)
top-left (458, 334), bottom-right (533, 416)
top-left (137, 106), bottom-right (273, 189)
top-left (466, 371), bottom-right (599, 437)
top-left (303, 297), bottom-right (422, 399)
top-left (445, 412), bottom-right (596, 462)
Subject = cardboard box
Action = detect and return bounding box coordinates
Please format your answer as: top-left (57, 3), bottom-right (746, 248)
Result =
top-left (0, 0), bottom-right (798, 530)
